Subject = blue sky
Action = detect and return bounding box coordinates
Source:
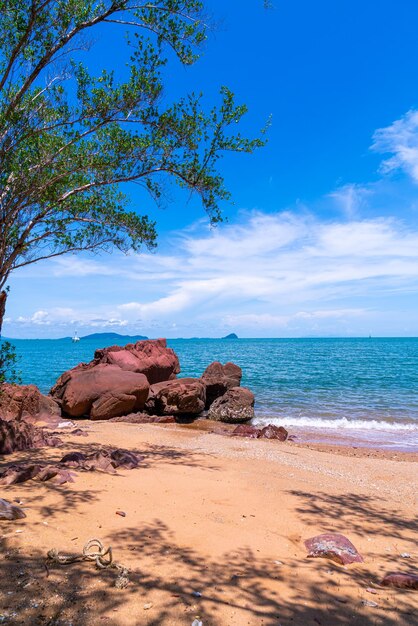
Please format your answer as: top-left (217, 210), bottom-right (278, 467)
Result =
top-left (5, 0), bottom-right (418, 338)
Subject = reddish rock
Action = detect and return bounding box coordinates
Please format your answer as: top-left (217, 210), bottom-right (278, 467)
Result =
top-left (36, 466), bottom-right (76, 485)
top-left (60, 448), bottom-right (142, 472)
top-left (305, 533), bottom-right (364, 565)
top-left (258, 424), bottom-right (288, 441)
top-left (232, 424), bottom-right (261, 438)
top-left (90, 391), bottom-right (139, 420)
top-left (0, 462), bottom-right (74, 486)
top-left (0, 498), bottom-right (26, 520)
top-left (93, 338), bottom-right (180, 384)
top-left (60, 451), bottom-right (88, 467)
top-left (208, 387), bottom-right (255, 423)
top-left (0, 419), bottom-right (61, 455)
top-left (0, 383), bottom-right (61, 426)
top-left (110, 448), bottom-right (141, 469)
top-left (146, 378), bottom-right (206, 416)
top-left (0, 464), bottom-right (43, 485)
top-left (51, 364), bottom-right (149, 418)
top-left (201, 361), bottom-right (242, 407)
top-left (380, 573), bottom-right (418, 589)
top-left (109, 413), bottom-right (176, 424)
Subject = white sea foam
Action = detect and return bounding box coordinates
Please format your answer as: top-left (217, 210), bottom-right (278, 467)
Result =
top-left (253, 415), bottom-right (418, 431)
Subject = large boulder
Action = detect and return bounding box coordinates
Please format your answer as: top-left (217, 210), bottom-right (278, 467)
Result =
top-left (0, 383), bottom-right (61, 426)
top-left (93, 338), bottom-right (180, 384)
top-left (201, 361), bottom-right (242, 407)
top-left (51, 364), bottom-right (149, 419)
top-left (146, 378), bottom-right (206, 416)
top-left (208, 387), bottom-right (255, 423)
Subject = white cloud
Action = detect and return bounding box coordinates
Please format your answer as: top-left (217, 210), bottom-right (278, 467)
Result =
top-left (328, 184), bottom-right (371, 218)
top-left (104, 213), bottom-right (418, 332)
top-left (8, 209), bottom-right (418, 337)
top-left (372, 109), bottom-right (418, 182)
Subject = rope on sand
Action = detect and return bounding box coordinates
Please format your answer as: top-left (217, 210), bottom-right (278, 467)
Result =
top-left (46, 538), bottom-right (130, 588)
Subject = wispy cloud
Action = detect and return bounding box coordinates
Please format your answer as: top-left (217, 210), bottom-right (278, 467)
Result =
top-left (327, 184), bottom-right (371, 218)
top-left (372, 109), bottom-right (418, 182)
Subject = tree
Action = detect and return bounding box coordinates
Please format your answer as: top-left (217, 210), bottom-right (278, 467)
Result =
top-left (0, 0), bottom-right (265, 335)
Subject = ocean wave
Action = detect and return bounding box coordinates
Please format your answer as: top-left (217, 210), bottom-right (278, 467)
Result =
top-left (253, 415), bottom-right (418, 431)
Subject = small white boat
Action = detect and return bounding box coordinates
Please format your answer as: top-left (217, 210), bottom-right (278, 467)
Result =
top-left (72, 331), bottom-right (80, 343)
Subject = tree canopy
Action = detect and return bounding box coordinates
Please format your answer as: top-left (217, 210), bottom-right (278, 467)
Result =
top-left (0, 0), bottom-right (265, 333)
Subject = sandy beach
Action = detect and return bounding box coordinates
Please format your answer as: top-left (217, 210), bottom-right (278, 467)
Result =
top-left (1, 421), bottom-right (417, 626)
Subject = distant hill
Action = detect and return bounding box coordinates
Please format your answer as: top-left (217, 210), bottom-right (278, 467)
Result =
top-left (80, 332), bottom-right (148, 341)
top-left (222, 333), bottom-right (238, 339)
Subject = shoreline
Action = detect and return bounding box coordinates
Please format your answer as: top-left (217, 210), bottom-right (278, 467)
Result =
top-left (169, 417), bottom-right (418, 455)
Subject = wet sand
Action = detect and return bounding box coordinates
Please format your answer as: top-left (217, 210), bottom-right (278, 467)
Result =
top-left (0, 421), bottom-right (417, 625)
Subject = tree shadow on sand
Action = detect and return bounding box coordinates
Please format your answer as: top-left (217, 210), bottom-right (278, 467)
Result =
top-left (0, 436), bottom-right (220, 522)
top-left (1, 437), bottom-right (221, 472)
top-left (0, 517), bottom-right (416, 625)
top-left (288, 489), bottom-right (418, 542)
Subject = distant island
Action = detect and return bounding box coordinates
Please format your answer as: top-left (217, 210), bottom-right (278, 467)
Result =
top-left (76, 332), bottom-right (148, 341)
top-left (222, 333), bottom-right (238, 339)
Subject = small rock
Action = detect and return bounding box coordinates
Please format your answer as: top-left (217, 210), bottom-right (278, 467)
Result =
top-left (116, 510), bottom-right (126, 517)
top-left (0, 498), bottom-right (26, 520)
top-left (362, 600), bottom-right (378, 608)
top-left (400, 553), bottom-right (411, 558)
top-left (143, 603), bottom-right (153, 610)
top-left (305, 533), bottom-right (364, 565)
top-left (365, 587), bottom-right (378, 594)
top-left (380, 572), bottom-right (418, 589)
top-left (192, 591), bottom-right (202, 598)
top-left (258, 424), bottom-right (288, 441)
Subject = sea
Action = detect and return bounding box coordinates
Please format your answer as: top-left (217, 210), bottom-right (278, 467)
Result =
top-left (5, 336), bottom-right (418, 451)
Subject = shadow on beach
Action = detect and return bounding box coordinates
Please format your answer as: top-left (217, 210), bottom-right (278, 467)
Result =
top-left (1, 517), bottom-right (415, 625)
top-left (288, 489), bottom-right (418, 542)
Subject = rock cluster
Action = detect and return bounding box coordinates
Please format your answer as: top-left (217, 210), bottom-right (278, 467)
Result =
top-left (48, 339), bottom-right (256, 424)
top-left (232, 423), bottom-right (289, 440)
top-left (0, 340), bottom-right (290, 433)
top-left (0, 447), bottom-right (142, 486)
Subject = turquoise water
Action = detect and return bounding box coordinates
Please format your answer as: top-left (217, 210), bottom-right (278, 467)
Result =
top-left (5, 337), bottom-right (418, 449)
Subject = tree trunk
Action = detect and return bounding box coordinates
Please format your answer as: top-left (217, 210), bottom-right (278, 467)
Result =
top-left (0, 290), bottom-right (7, 337)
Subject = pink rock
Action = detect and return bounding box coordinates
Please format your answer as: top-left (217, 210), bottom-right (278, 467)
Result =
top-left (0, 463), bottom-right (42, 485)
top-left (258, 425), bottom-right (288, 441)
top-left (146, 378), bottom-right (206, 415)
top-left (0, 383), bottom-right (61, 426)
top-left (90, 392), bottom-right (138, 420)
top-left (201, 361), bottom-right (242, 407)
top-left (0, 419), bottom-right (61, 455)
top-left (305, 533), bottom-right (364, 565)
top-left (0, 498), bottom-right (26, 520)
top-left (61, 448), bottom-right (142, 472)
top-left (93, 338), bottom-right (180, 384)
top-left (232, 424), bottom-right (261, 438)
top-left (380, 573), bottom-right (418, 589)
top-left (51, 364), bottom-right (149, 418)
top-left (208, 387), bottom-right (255, 423)
top-left (60, 452), bottom-right (88, 467)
